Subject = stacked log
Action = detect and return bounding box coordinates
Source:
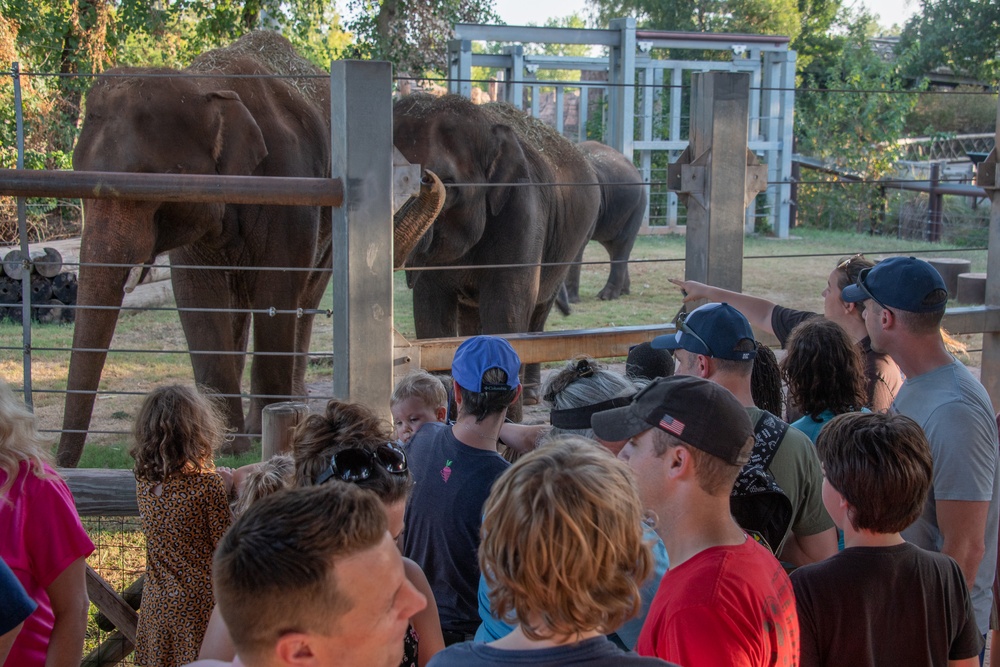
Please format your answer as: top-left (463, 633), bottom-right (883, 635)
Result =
top-left (1, 247), bottom-right (75, 324)
top-left (0, 238), bottom-right (174, 325)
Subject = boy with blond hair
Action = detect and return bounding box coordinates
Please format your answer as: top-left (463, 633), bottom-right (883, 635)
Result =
top-left (791, 412), bottom-right (982, 666)
top-left (429, 436), bottom-right (675, 666)
top-left (391, 369), bottom-right (449, 444)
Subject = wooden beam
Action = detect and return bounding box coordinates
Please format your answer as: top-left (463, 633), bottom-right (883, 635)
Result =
top-left (397, 323), bottom-right (677, 373)
top-left (85, 565), bottom-right (138, 644)
top-left (80, 630), bottom-right (134, 667)
top-left (60, 468), bottom-right (138, 516)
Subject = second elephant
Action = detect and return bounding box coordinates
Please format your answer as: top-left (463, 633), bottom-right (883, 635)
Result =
top-left (393, 95), bottom-right (600, 401)
top-left (566, 141), bottom-right (647, 302)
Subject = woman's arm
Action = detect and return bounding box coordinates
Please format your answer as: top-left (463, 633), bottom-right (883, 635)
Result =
top-left (669, 278), bottom-right (777, 335)
top-left (198, 604), bottom-right (236, 661)
top-left (402, 558), bottom-right (444, 667)
top-left (499, 423), bottom-right (548, 455)
top-left (44, 557), bottom-right (90, 667)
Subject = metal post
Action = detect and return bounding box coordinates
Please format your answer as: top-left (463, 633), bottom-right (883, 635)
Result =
top-left (680, 71), bottom-right (753, 294)
top-left (608, 17), bottom-right (636, 159)
top-left (448, 39), bottom-right (472, 99)
top-left (502, 45), bottom-right (524, 108)
top-left (976, 94), bottom-right (1000, 409)
top-left (330, 61), bottom-right (394, 417)
top-left (13, 62), bottom-right (32, 408)
top-left (929, 162), bottom-right (942, 242)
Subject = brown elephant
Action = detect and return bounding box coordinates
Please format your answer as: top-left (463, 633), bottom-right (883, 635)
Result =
top-left (56, 33), bottom-right (439, 466)
top-left (392, 95), bottom-right (600, 404)
top-left (565, 141), bottom-right (647, 302)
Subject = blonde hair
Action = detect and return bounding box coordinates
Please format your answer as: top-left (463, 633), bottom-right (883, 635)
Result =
top-left (231, 455), bottom-right (294, 517)
top-left (130, 385), bottom-right (228, 483)
top-left (391, 369), bottom-right (448, 411)
top-left (0, 379), bottom-right (54, 497)
top-left (480, 436), bottom-right (653, 641)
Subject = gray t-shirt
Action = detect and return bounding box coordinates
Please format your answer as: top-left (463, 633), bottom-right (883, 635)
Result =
top-left (427, 636), bottom-right (677, 667)
top-left (895, 358), bottom-right (1000, 634)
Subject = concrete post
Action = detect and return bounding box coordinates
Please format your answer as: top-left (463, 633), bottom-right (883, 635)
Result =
top-left (976, 94), bottom-right (1000, 409)
top-left (330, 61), bottom-right (394, 417)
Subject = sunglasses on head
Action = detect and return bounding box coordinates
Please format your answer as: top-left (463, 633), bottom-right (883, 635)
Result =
top-left (676, 310), bottom-right (715, 357)
top-left (837, 253), bottom-right (865, 271)
top-left (315, 443), bottom-right (408, 485)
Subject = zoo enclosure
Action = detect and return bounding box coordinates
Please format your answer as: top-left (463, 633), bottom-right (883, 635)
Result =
top-left (448, 19), bottom-right (796, 236)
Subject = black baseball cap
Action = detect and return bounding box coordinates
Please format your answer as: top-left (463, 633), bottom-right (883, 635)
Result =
top-left (591, 375), bottom-right (753, 466)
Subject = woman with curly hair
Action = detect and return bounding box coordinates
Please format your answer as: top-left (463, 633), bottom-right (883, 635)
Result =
top-left (130, 385), bottom-right (233, 667)
top-left (0, 379), bottom-right (93, 667)
top-left (781, 319), bottom-right (869, 443)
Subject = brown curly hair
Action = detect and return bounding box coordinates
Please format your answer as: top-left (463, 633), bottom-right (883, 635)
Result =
top-left (481, 436), bottom-right (652, 641)
top-left (292, 400), bottom-right (412, 504)
top-left (130, 385), bottom-right (228, 483)
top-left (782, 319), bottom-right (868, 420)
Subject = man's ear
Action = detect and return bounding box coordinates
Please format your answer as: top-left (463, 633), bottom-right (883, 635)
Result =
top-left (667, 443), bottom-right (692, 478)
top-left (453, 381), bottom-right (463, 408)
top-left (274, 632), bottom-right (317, 665)
top-left (696, 354), bottom-right (712, 379)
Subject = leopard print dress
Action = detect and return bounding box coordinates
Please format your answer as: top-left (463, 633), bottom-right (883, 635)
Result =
top-left (135, 471), bottom-right (231, 667)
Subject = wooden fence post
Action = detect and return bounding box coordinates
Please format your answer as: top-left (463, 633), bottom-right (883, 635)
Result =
top-left (668, 71), bottom-right (767, 300)
top-left (261, 402), bottom-right (309, 459)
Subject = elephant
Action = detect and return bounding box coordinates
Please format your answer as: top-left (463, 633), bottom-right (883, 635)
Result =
top-left (392, 94), bottom-right (600, 406)
top-left (58, 32), bottom-right (435, 466)
top-left (565, 141), bottom-right (648, 302)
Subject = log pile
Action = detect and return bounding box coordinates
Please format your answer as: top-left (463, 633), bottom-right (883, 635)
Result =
top-left (0, 238), bottom-right (175, 325)
top-left (1, 247), bottom-right (76, 324)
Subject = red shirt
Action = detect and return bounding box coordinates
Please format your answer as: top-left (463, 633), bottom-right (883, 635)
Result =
top-left (637, 537), bottom-right (799, 667)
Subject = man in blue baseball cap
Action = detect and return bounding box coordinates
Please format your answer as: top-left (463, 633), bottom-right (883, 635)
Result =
top-left (843, 256), bottom-right (1000, 642)
top-left (652, 302), bottom-right (837, 567)
top-left (402, 335), bottom-right (522, 645)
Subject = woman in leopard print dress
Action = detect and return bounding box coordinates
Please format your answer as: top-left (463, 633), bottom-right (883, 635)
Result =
top-left (130, 386), bottom-right (233, 667)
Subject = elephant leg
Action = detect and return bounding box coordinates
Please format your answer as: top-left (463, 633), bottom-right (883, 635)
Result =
top-left (457, 300), bottom-right (481, 337)
top-left (172, 264), bottom-right (251, 454)
top-left (246, 269), bottom-right (312, 437)
top-left (478, 268), bottom-right (538, 417)
top-left (564, 245), bottom-right (586, 303)
top-left (412, 277), bottom-right (460, 339)
top-left (291, 244), bottom-right (333, 400)
top-left (597, 209), bottom-right (642, 300)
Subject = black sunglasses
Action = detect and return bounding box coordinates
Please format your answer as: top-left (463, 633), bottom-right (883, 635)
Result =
top-left (315, 443), bottom-right (409, 485)
top-left (676, 310), bottom-right (714, 357)
top-left (853, 268), bottom-right (894, 315)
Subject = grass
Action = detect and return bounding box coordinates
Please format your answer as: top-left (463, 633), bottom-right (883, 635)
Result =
top-left (1, 226), bottom-right (989, 470)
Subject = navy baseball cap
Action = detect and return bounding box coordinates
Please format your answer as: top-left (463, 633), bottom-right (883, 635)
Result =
top-left (451, 335), bottom-right (521, 393)
top-left (841, 256), bottom-right (948, 313)
top-left (651, 302), bottom-right (757, 361)
top-left (591, 375), bottom-right (753, 466)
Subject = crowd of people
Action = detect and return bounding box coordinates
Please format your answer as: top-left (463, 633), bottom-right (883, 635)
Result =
top-left (0, 255), bottom-right (997, 667)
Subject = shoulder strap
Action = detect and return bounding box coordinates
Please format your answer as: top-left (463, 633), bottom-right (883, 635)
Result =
top-left (751, 410), bottom-right (788, 470)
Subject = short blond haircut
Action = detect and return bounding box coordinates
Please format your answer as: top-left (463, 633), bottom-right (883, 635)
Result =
top-left (231, 455), bottom-right (294, 517)
top-left (391, 369), bottom-right (448, 412)
top-left (480, 436), bottom-right (653, 640)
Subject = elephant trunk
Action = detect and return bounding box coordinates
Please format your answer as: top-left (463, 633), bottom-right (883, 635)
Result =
top-left (393, 169), bottom-right (445, 269)
top-left (57, 201), bottom-right (157, 467)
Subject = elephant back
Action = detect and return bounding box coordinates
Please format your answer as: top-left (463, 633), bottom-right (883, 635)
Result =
top-left (188, 31), bottom-right (330, 115)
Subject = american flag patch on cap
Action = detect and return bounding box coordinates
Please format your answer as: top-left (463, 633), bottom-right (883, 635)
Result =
top-left (659, 414), bottom-right (685, 436)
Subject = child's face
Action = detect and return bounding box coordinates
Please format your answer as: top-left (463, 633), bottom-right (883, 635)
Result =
top-left (392, 397), bottom-right (445, 444)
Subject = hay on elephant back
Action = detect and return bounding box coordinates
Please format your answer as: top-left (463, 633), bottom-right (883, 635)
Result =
top-left (189, 31), bottom-right (327, 106)
top-left (399, 94), bottom-right (581, 165)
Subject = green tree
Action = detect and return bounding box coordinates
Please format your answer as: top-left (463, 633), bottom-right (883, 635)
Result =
top-left (795, 11), bottom-right (920, 232)
top-left (587, 0), bottom-right (802, 42)
top-left (899, 0), bottom-right (1000, 84)
top-left (346, 0), bottom-right (499, 77)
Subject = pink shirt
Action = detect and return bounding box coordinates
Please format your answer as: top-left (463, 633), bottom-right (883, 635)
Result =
top-left (0, 461), bottom-right (95, 666)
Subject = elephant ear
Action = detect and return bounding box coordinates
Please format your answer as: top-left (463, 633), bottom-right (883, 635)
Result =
top-left (206, 90), bottom-right (268, 176)
top-left (486, 124), bottom-right (529, 216)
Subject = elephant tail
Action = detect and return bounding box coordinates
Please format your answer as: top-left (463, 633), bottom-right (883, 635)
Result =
top-left (394, 169), bottom-right (445, 269)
